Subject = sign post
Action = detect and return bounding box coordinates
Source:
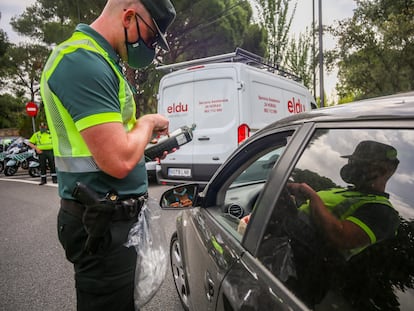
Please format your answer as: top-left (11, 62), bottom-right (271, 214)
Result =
top-left (26, 102), bottom-right (39, 133)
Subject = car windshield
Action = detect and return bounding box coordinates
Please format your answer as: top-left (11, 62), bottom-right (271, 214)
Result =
top-left (231, 148), bottom-right (284, 187)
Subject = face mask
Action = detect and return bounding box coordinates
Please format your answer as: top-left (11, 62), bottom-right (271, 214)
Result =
top-left (174, 188), bottom-right (187, 196)
top-left (340, 162), bottom-right (382, 187)
top-left (124, 25), bottom-right (155, 69)
top-left (40, 128), bottom-right (47, 133)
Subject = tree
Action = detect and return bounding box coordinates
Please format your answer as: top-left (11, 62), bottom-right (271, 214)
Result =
top-left (10, 0), bottom-right (106, 45)
top-left (0, 22), bottom-right (12, 88)
top-left (10, 0), bottom-right (265, 117)
top-left (252, 0), bottom-right (316, 92)
top-left (284, 27), bottom-right (314, 90)
top-left (4, 44), bottom-right (50, 102)
top-left (0, 93), bottom-right (25, 129)
top-left (252, 0), bottom-right (296, 67)
top-left (135, 0), bottom-right (267, 116)
top-left (327, 0), bottom-right (414, 100)
top-left (162, 0), bottom-right (266, 64)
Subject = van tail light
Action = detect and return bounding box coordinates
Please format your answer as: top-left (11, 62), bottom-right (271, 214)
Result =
top-left (238, 124), bottom-right (250, 144)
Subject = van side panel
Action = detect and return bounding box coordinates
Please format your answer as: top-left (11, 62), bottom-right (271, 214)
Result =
top-left (159, 67), bottom-right (239, 182)
top-left (245, 67), bottom-right (312, 133)
top-left (156, 63), bottom-right (315, 184)
top-left (159, 72), bottom-right (195, 177)
top-left (192, 68), bottom-right (239, 166)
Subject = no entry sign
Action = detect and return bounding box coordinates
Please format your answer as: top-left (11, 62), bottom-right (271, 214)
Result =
top-left (26, 102), bottom-right (38, 117)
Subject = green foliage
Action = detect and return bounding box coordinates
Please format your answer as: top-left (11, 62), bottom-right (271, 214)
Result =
top-left (0, 94), bottom-right (26, 129)
top-left (162, 0), bottom-right (265, 64)
top-left (285, 27), bottom-right (314, 90)
top-left (3, 0), bottom-right (306, 118)
top-left (0, 28), bottom-right (11, 88)
top-left (291, 168), bottom-right (338, 192)
top-left (10, 0), bottom-right (106, 44)
top-left (4, 44), bottom-right (50, 101)
top-left (328, 0), bottom-right (414, 100)
top-left (252, 0), bottom-right (296, 67)
top-left (240, 23), bottom-right (268, 55)
top-left (141, 0), bottom-right (267, 114)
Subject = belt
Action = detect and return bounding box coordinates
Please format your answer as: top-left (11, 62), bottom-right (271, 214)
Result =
top-left (61, 193), bottom-right (147, 222)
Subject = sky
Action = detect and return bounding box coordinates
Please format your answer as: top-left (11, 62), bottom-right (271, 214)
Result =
top-left (0, 0), bottom-right (356, 103)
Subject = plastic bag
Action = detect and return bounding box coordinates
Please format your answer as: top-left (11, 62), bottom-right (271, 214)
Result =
top-left (124, 199), bottom-right (168, 309)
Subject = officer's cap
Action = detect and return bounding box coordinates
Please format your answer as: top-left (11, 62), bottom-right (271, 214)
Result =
top-left (341, 140), bottom-right (399, 164)
top-left (141, 0), bottom-right (176, 51)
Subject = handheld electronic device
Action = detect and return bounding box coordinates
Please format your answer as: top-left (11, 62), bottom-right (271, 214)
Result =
top-left (144, 124), bottom-right (196, 160)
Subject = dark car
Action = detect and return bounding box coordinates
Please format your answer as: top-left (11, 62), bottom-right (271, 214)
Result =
top-left (161, 92), bottom-right (414, 311)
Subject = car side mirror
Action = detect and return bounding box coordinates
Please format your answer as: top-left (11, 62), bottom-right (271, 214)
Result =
top-left (160, 184), bottom-right (199, 209)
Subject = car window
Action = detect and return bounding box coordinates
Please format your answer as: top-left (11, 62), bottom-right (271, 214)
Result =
top-left (257, 128), bottom-right (414, 310)
top-left (208, 132), bottom-right (292, 241)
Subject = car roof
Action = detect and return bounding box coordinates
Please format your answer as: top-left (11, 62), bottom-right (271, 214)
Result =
top-left (261, 91), bottom-right (414, 131)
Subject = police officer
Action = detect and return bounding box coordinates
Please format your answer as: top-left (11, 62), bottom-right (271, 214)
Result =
top-left (288, 140), bottom-right (400, 258)
top-left (26, 122), bottom-right (57, 185)
top-left (40, 0), bottom-right (176, 310)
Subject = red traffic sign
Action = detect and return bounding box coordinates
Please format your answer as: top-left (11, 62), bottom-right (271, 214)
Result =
top-left (26, 102), bottom-right (38, 117)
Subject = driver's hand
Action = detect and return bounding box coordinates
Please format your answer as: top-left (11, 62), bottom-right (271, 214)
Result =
top-left (237, 214), bottom-right (251, 235)
top-left (181, 198), bottom-right (192, 207)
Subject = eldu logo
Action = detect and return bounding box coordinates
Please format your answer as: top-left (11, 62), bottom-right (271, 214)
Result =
top-left (287, 97), bottom-right (306, 114)
top-left (167, 102), bottom-right (188, 114)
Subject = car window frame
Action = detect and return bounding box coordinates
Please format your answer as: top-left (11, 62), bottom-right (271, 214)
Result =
top-left (201, 126), bottom-right (299, 208)
top-left (197, 125), bottom-right (302, 244)
top-left (243, 122), bottom-right (315, 254)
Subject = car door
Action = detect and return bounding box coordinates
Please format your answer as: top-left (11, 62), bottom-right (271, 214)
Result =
top-left (180, 126), bottom-right (306, 310)
top-left (211, 124), bottom-right (314, 311)
top-left (246, 122), bottom-right (414, 311)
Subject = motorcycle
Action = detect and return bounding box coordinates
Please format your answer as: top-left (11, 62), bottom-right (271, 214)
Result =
top-left (28, 155), bottom-right (41, 177)
top-left (3, 137), bottom-right (39, 176)
top-left (0, 137), bottom-right (15, 174)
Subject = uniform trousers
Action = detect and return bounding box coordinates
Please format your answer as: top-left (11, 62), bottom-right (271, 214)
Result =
top-left (39, 149), bottom-right (56, 177)
top-left (57, 207), bottom-right (138, 311)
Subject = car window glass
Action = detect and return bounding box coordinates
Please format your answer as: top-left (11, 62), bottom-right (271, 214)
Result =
top-left (257, 128), bottom-right (414, 310)
top-left (208, 133), bottom-right (291, 241)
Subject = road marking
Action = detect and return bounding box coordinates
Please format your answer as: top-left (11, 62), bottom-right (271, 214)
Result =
top-left (0, 178), bottom-right (58, 187)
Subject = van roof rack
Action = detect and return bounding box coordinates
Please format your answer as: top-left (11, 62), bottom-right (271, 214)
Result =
top-left (156, 47), bottom-right (302, 82)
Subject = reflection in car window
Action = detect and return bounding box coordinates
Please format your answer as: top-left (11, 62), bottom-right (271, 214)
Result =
top-left (209, 133), bottom-right (291, 241)
top-left (258, 129), bottom-right (414, 310)
top-left (232, 148), bottom-right (284, 186)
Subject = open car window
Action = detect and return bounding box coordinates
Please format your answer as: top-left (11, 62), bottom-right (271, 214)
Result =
top-left (257, 128), bottom-right (414, 310)
top-left (207, 132), bottom-right (293, 242)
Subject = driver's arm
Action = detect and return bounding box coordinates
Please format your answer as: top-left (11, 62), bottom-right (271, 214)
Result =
top-left (288, 183), bottom-right (370, 250)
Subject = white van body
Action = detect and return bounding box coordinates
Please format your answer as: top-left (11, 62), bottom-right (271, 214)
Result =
top-left (156, 55), bottom-right (316, 184)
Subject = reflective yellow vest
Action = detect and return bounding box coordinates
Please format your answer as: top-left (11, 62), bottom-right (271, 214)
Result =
top-left (29, 131), bottom-right (53, 150)
top-left (40, 31), bottom-right (136, 173)
top-left (299, 188), bottom-right (394, 258)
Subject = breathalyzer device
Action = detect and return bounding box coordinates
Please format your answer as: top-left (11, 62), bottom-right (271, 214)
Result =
top-left (145, 124), bottom-right (196, 160)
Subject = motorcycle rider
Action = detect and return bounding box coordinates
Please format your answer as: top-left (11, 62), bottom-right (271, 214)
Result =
top-left (26, 122), bottom-right (57, 185)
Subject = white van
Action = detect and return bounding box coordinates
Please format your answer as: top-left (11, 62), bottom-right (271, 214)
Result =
top-left (156, 48), bottom-right (316, 184)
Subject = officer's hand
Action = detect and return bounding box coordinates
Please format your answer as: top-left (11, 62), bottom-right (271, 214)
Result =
top-left (151, 114), bottom-right (169, 136)
top-left (154, 147), bottom-right (178, 162)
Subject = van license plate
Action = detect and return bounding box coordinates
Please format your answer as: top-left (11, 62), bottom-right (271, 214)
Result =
top-left (168, 168), bottom-right (192, 177)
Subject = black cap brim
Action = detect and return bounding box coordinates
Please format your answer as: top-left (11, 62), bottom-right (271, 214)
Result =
top-left (152, 18), bottom-right (170, 51)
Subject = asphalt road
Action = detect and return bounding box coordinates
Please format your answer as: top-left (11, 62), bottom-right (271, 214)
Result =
top-left (0, 173), bottom-right (185, 311)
